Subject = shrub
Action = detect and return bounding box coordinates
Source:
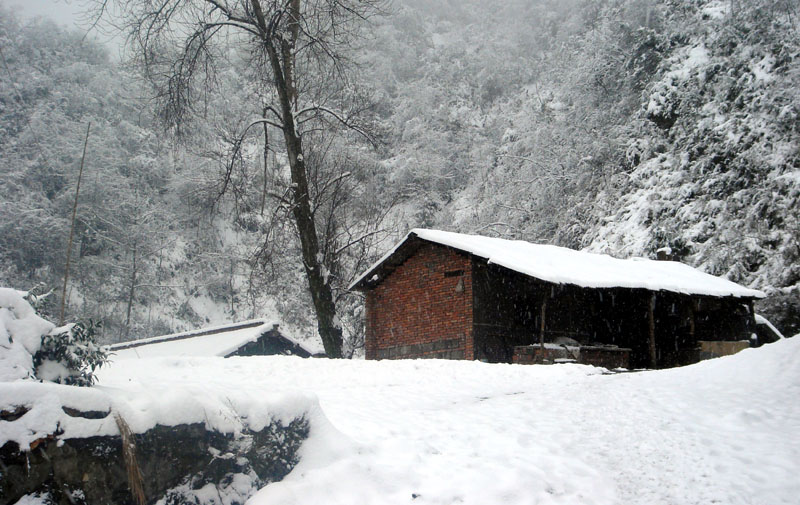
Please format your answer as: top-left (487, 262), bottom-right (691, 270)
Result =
top-left (33, 320), bottom-right (108, 386)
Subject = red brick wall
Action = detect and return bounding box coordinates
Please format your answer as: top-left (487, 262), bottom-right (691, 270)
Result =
top-left (365, 243), bottom-right (473, 360)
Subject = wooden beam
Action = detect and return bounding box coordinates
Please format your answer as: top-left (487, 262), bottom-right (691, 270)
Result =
top-left (648, 293), bottom-right (657, 368)
top-left (748, 299), bottom-right (756, 338)
top-left (539, 297), bottom-right (547, 363)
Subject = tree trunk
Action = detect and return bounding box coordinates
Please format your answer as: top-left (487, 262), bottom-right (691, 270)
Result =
top-left (229, 258), bottom-right (235, 315)
top-left (260, 108), bottom-right (269, 216)
top-left (282, 126), bottom-right (343, 358)
top-left (125, 242), bottom-right (137, 338)
top-left (60, 122), bottom-right (91, 325)
top-left (261, 23), bottom-right (343, 358)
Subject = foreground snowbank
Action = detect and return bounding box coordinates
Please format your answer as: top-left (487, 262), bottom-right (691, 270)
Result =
top-left (0, 288), bottom-right (55, 382)
top-left (2, 357), bottom-right (327, 504)
top-left (1, 377), bottom-right (319, 505)
top-left (96, 338), bottom-right (800, 505)
top-left (0, 375), bottom-right (319, 450)
top-left (0, 288), bottom-right (324, 451)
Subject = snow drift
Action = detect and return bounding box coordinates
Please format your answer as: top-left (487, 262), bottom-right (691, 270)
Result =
top-left (94, 337), bottom-right (800, 505)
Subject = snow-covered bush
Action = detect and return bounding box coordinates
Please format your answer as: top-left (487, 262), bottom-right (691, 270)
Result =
top-left (0, 288), bottom-right (55, 382)
top-left (0, 288), bottom-right (108, 385)
top-left (33, 320), bottom-right (106, 386)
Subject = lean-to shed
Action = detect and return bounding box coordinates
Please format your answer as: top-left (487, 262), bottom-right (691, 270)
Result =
top-left (349, 229), bottom-right (765, 368)
top-left (110, 319), bottom-right (315, 359)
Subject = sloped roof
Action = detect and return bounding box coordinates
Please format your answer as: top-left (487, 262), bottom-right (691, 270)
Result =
top-left (110, 319), bottom-right (315, 359)
top-left (349, 229), bottom-right (765, 299)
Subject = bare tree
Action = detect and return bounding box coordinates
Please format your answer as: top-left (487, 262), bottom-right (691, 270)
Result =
top-left (95, 0), bottom-right (383, 357)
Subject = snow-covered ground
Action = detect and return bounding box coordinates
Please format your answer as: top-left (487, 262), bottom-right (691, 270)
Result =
top-left (97, 337), bottom-right (800, 505)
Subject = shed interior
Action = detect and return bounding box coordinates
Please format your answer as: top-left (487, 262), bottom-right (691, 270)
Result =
top-left (472, 260), bottom-right (755, 368)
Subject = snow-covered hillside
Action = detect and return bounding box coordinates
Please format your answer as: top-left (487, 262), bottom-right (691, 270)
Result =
top-left (583, 0), bottom-right (800, 335)
top-left (97, 338), bottom-right (800, 505)
top-left (2, 0), bottom-right (798, 347)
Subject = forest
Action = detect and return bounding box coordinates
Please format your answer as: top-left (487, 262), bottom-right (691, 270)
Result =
top-left (1, 0), bottom-right (797, 354)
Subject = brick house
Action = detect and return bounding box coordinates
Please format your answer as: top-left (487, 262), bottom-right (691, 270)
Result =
top-left (349, 229), bottom-right (765, 368)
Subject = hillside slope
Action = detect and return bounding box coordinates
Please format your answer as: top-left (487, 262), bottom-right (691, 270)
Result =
top-left (0, 12), bottom-right (309, 345)
top-left (368, 0), bottom-right (799, 333)
top-left (2, 0), bottom-right (797, 343)
top-left (584, 0), bottom-right (800, 332)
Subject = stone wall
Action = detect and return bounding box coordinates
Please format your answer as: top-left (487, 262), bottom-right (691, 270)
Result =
top-left (0, 409), bottom-right (308, 505)
top-left (365, 243), bottom-right (474, 360)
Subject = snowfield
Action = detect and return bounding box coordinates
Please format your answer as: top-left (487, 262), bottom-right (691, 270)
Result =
top-left (97, 337), bottom-right (800, 505)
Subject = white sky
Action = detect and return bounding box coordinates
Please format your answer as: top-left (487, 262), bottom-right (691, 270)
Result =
top-left (0, 0), bottom-right (84, 28)
top-left (0, 0), bottom-right (123, 56)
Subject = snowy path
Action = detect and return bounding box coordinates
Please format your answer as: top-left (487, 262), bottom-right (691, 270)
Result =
top-left (100, 338), bottom-right (800, 505)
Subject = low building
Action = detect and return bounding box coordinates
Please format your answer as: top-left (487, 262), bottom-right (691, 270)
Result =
top-left (349, 229), bottom-right (765, 368)
top-left (110, 319), bottom-right (314, 359)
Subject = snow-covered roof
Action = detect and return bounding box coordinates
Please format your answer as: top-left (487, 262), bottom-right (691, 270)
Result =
top-left (110, 319), bottom-right (314, 360)
top-left (349, 229), bottom-right (765, 298)
top-left (754, 314), bottom-right (785, 339)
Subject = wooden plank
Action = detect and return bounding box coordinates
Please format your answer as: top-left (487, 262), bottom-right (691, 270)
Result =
top-left (539, 297), bottom-right (547, 362)
top-left (648, 293), bottom-right (657, 368)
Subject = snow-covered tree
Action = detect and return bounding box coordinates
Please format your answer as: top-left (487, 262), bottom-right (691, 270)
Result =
top-left (97, 0), bottom-right (388, 357)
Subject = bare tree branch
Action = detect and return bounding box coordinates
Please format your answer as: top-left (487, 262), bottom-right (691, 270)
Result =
top-left (296, 104), bottom-right (376, 145)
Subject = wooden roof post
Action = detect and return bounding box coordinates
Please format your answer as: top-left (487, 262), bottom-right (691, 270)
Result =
top-left (648, 293), bottom-right (657, 368)
top-left (539, 297), bottom-right (547, 363)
